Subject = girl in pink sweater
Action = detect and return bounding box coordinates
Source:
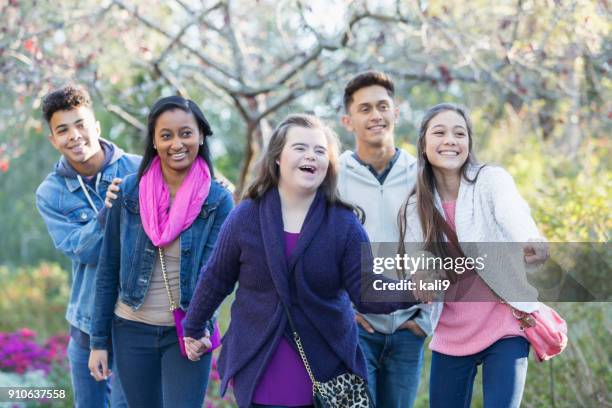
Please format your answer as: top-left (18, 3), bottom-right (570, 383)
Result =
top-left (399, 103), bottom-right (548, 407)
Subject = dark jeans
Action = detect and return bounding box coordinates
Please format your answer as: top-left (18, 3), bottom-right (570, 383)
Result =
top-left (358, 325), bottom-right (425, 408)
top-left (430, 336), bottom-right (530, 408)
top-left (111, 315), bottom-right (212, 408)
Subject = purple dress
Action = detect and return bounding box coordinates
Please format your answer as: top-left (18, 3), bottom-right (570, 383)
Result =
top-left (251, 231), bottom-right (313, 406)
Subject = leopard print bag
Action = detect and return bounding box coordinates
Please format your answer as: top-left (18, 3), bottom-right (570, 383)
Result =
top-left (282, 302), bottom-right (374, 408)
top-left (312, 371), bottom-right (373, 408)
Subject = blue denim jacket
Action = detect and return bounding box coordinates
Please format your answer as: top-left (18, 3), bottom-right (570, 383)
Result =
top-left (35, 142), bottom-right (141, 335)
top-left (90, 173), bottom-right (233, 350)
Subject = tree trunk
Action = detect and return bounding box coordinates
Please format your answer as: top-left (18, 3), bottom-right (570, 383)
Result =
top-left (235, 120), bottom-right (261, 199)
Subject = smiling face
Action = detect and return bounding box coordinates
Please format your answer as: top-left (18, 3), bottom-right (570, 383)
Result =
top-left (48, 106), bottom-right (102, 166)
top-left (277, 126), bottom-right (330, 195)
top-left (342, 85), bottom-right (398, 149)
top-left (424, 110), bottom-right (470, 174)
top-left (153, 109), bottom-right (202, 176)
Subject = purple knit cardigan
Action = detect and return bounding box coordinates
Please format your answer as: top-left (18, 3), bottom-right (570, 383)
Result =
top-left (184, 187), bottom-right (417, 407)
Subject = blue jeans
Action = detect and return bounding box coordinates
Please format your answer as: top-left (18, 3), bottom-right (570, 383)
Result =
top-left (67, 337), bottom-right (127, 408)
top-left (111, 315), bottom-right (212, 408)
top-left (358, 325), bottom-right (425, 408)
top-left (430, 336), bottom-right (530, 408)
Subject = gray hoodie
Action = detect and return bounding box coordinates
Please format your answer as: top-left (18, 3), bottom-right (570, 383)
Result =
top-left (338, 149), bottom-right (432, 335)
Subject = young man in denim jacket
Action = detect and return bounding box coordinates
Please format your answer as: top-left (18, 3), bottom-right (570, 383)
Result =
top-left (35, 85), bottom-right (140, 407)
top-left (338, 71), bottom-right (431, 408)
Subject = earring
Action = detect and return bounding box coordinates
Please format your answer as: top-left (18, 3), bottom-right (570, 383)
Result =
top-left (153, 145), bottom-right (157, 150)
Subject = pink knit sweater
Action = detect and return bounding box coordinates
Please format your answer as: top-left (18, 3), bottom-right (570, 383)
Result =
top-left (429, 201), bottom-right (525, 356)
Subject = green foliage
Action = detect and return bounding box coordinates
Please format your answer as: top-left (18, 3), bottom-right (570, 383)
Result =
top-left (0, 128), bottom-right (69, 268)
top-left (0, 263), bottom-right (69, 338)
top-left (520, 302), bottom-right (611, 408)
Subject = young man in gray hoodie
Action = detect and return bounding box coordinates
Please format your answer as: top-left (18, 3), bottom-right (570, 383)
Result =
top-left (338, 71), bottom-right (430, 408)
top-left (36, 85), bottom-right (140, 407)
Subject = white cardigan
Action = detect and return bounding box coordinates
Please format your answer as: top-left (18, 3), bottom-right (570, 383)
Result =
top-left (402, 164), bottom-right (542, 332)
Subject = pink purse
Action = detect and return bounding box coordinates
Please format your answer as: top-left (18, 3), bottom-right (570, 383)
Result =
top-left (172, 308), bottom-right (189, 357)
top-left (511, 304), bottom-right (568, 362)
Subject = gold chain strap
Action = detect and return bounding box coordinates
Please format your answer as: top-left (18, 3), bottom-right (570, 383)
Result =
top-left (158, 247), bottom-right (177, 312)
top-left (292, 331), bottom-right (326, 397)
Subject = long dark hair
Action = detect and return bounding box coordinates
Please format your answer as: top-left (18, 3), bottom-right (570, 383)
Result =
top-left (398, 103), bottom-right (484, 281)
top-left (137, 96), bottom-right (215, 181)
top-left (244, 113), bottom-right (363, 220)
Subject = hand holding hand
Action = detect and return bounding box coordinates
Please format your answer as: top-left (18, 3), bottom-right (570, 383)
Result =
top-left (184, 330), bottom-right (212, 361)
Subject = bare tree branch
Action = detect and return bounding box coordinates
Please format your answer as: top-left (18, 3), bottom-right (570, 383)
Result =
top-left (419, 11), bottom-right (527, 102)
top-left (255, 44), bottom-right (325, 94)
top-left (91, 81), bottom-right (147, 132)
top-left (222, 1), bottom-right (247, 82)
top-left (28, 4), bottom-right (114, 39)
top-left (153, 62), bottom-right (190, 98)
top-left (106, 104), bottom-right (147, 132)
top-left (177, 65), bottom-right (241, 109)
top-left (385, 68), bottom-right (478, 84)
top-left (228, 92), bottom-right (253, 122)
top-left (111, 0), bottom-right (239, 87)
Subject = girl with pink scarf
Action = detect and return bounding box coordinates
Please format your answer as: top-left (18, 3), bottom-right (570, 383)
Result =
top-left (89, 96), bottom-right (233, 408)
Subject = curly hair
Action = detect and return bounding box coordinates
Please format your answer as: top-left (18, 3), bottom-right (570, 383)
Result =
top-left (42, 84), bottom-right (92, 124)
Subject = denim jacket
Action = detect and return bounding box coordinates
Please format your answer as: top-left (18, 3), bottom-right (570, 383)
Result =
top-left (90, 173), bottom-right (233, 350)
top-left (35, 141), bottom-right (141, 335)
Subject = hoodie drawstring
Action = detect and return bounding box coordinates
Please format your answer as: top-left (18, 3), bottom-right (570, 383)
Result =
top-left (77, 174), bottom-right (100, 215)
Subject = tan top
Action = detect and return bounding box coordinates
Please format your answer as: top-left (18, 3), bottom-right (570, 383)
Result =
top-left (115, 237), bottom-right (181, 326)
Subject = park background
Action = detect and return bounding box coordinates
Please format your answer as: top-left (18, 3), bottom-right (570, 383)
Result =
top-left (0, 0), bottom-right (609, 406)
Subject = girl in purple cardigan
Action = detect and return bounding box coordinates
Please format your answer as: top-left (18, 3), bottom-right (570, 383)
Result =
top-left (183, 114), bottom-right (417, 407)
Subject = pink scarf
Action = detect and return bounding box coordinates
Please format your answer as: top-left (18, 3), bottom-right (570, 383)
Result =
top-left (139, 156), bottom-right (211, 247)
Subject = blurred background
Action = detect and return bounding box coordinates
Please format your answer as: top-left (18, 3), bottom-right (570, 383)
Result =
top-left (0, 0), bottom-right (610, 406)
